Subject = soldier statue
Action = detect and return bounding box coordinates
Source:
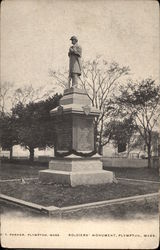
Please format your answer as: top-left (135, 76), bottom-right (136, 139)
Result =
top-left (68, 36), bottom-right (82, 88)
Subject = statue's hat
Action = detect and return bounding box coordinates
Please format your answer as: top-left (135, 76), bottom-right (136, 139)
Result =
top-left (70, 36), bottom-right (78, 41)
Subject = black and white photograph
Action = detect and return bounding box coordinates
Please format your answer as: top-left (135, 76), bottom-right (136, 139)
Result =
top-left (0, 0), bottom-right (159, 248)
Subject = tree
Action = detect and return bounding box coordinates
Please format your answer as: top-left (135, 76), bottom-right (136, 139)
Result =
top-left (12, 94), bottom-right (61, 161)
top-left (0, 81), bottom-right (14, 114)
top-left (0, 81), bottom-right (59, 160)
top-left (103, 117), bottom-right (138, 156)
top-left (11, 84), bottom-right (56, 109)
top-left (111, 78), bottom-right (160, 167)
top-left (49, 57), bottom-right (130, 154)
top-left (0, 81), bottom-right (56, 114)
top-left (0, 113), bottom-right (18, 159)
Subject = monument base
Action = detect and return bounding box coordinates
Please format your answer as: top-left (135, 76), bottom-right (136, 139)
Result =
top-left (39, 156), bottom-right (114, 187)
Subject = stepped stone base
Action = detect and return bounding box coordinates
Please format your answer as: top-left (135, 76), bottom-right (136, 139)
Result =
top-left (39, 157), bottom-right (114, 187)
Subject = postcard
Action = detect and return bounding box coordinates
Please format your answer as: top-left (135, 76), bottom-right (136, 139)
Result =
top-left (0, 0), bottom-right (159, 249)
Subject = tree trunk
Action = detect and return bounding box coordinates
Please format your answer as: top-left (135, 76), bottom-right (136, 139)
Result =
top-left (98, 119), bottom-right (104, 155)
top-left (98, 143), bottom-right (103, 155)
top-left (126, 143), bottom-right (130, 158)
top-left (94, 118), bottom-right (98, 152)
top-left (9, 146), bottom-right (13, 160)
top-left (147, 132), bottom-right (152, 168)
top-left (29, 147), bottom-right (34, 161)
top-left (147, 144), bottom-right (152, 168)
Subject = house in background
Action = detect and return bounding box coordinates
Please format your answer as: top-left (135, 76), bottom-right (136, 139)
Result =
top-left (103, 131), bottom-right (159, 159)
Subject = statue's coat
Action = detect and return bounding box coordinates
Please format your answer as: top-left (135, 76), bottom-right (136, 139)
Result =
top-left (68, 44), bottom-right (82, 76)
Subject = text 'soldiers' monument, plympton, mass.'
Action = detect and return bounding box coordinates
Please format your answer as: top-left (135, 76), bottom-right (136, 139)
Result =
top-left (39, 36), bottom-right (114, 186)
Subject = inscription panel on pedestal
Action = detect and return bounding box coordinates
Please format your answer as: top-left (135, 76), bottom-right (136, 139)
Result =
top-left (73, 116), bottom-right (94, 151)
top-left (56, 116), bottom-right (72, 151)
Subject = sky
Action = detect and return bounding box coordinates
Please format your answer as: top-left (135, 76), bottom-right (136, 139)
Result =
top-left (1, 0), bottom-right (159, 91)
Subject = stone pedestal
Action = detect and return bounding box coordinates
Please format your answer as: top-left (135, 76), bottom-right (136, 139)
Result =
top-left (39, 156), bottom-right (113, 186)
top-left (39, 87), bottom-right (114, 186)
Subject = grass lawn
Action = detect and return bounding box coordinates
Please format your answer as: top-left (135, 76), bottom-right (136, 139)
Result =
top-left (0, 163), bottom-right (46, 180)
top-left (103, 166), bottom-right (159, 181)
top-left (1, 163), bottom-right (159, 181)
top-left (0, 179), bottom-right (159, 207)
top-left (1, 162), bottom-right (159, 219)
